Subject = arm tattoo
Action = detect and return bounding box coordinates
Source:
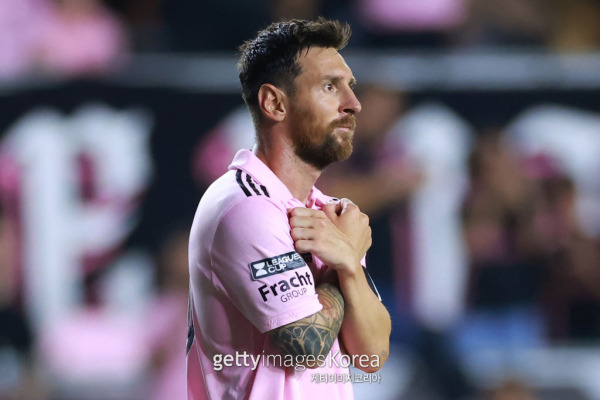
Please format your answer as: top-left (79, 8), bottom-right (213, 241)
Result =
top-left (269, 283), bottom-right (345, 358)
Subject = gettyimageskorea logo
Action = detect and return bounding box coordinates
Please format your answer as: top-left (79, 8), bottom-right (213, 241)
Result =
top-left (249, 251), bottom-right (307, 280)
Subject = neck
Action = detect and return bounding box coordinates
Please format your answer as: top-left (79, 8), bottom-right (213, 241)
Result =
top-left (253, 134), bottom-right (321, 205)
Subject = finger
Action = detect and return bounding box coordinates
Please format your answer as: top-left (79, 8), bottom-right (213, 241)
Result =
top-left (321, 202), bottom-right (342, 220)
top-left (289, 215), bottom-right (322, 228)
top-left (289, 207), bottom-right (323, 218)
top-left (290, 227), bottom-right (315, 241)
top-left (293, 239), bottom-right (315, 254)
top-left (339, 198), bottom-right (357, 215)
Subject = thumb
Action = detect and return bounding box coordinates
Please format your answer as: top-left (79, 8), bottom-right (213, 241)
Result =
top-left (339, 198), bottom-right (355, 215)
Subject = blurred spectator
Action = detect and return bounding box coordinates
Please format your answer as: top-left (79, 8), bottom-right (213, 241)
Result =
top-left (4, 0), bottom-right (597, 61)
top-left (380, 100), bottom-right (474, 400)
top-left (451, 0), bottom-right (553, 48)
top-left (0, 195), bottom-right (17, 317)
top-left (143, 225), bottom-right (190, 400)
top-left (0, 204), bottom-right (43, 399)
top-left (36, 0), bottom-right (128, 77)
top-left (486, 379), bottom-right (537, 400)
top-left (0, 0), bottom-right (49, 78)
top-left (374, 100), bottom-right (473, 336)
top-left (537, 175), bottom-right (600, 341)
top-left (506, 104), bottom-right (600, 340)
top-left (456, 132), bottom-right (548, 376)
top-left (461, 132), bottom-right (547, 312)
top-left (193, 105), bottom-right (255, 188)
top-left (270, 0), bottom-right (322, 21)
top-left (117, 0), bottom-right (168, 52)
top-left (0, 0), bottom-right (128, 79)
top-left (507, 105), bottom-right (600, 239)
top-left (549, 0), bottom-right (600, 52)
top-left (352, 0), bottom-right (467, 48)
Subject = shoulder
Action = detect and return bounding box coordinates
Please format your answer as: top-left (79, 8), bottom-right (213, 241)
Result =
top-left (192, 170), bottom-right (285, 239)
top-left (198, 170), bottom-right (286, 230)
top-left (200, 170), bottom-right (274, 212)
top-left (204, 169), bottom-right (274, 203)
top-left (209, 181), bottom-right (295, 264)
top-left (218, 194), bottom-right (287, 236)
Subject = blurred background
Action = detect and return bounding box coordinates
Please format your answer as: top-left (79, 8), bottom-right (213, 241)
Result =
top-left (2, 0), bottom-right (600, 399)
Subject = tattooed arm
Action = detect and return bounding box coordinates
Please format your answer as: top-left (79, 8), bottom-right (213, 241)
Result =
top-left (288, 202), bottom-right (391, 372)
top-left (268, 282), bottom-right (344, 367)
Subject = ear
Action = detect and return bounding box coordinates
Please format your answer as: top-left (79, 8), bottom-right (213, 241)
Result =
top-left (258, 84), bottom-right (286, 122)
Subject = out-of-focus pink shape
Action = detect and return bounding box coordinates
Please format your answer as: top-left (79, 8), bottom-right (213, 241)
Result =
top-left (145, 293), bottom-right (188, 400)
top-left (0, 0), bottom-right (48, 77)
top-left (40, 308), bottom-right (148, 384)
top-left (357, 0), bottom-right (467, 32)
top-left (36, 0), bottom-right (127, 77)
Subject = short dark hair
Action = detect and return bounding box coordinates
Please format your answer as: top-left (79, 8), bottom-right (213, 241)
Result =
top-left (238, 18), bottom-right (351, 125)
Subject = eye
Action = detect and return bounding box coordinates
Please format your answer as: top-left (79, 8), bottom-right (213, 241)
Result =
top-left (324, 82), bottom-right (335, 92)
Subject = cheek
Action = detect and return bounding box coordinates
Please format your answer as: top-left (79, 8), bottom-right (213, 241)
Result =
top-left (314, 101), bottom-right (337, 129)
top-left (317, 95), bottom-right (338, 114)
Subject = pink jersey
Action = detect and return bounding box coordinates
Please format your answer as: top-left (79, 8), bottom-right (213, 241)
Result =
top-left (187, 149), bottom-right (355, 400)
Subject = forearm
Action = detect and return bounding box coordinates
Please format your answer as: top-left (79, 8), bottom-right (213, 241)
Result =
top-left (269, 282), bottom-right (345, 363)
top-left (338, 266), bottom-right (391, 372)
top-left (287, 203), bottom-right (390, 370)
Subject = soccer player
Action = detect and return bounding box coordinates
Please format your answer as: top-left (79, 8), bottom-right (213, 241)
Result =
top-left (187, 18), bottom-right (391, 399)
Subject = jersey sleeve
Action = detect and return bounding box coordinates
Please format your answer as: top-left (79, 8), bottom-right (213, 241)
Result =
top-left (211, 196), bottom-right (322, 333)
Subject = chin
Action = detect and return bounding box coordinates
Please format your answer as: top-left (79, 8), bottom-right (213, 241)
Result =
top-left (334, 144), bottom-right (353, 163)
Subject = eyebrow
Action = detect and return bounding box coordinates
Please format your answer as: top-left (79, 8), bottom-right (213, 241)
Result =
top-left (324, 75), bottom-right (358, 88)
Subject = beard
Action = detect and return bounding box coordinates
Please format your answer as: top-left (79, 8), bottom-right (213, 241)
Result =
top-left (290, 109), bottom-right (355, 170)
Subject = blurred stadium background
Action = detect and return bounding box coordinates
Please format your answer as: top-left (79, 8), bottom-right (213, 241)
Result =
top-left (2, 0), bottom-right (600, 399)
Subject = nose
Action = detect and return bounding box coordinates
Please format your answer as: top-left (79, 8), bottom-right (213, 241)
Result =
top-left (342, 87), bottom-right (362, 115)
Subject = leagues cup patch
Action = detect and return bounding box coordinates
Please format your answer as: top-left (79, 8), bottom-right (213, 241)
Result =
top-left (249, 251), bottom-right (307, 280)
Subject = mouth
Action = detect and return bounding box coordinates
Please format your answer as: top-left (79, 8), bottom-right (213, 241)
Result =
top-left (334, 126), bottom-right (353, 132)
top-left (332, 120), bottom-right (356, 132)
top-left (332, 115), bottom-right (356, 128)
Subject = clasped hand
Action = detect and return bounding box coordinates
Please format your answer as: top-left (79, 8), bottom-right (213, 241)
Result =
top-left (288, 199), bottom-right (372, 276)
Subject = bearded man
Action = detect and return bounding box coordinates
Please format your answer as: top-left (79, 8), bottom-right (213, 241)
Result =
top-left (187, 18), bottom-right (391, 400)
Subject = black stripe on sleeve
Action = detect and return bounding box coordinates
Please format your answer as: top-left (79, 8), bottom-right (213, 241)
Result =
top-left (236, 170), bottom-right (252, 197)
top-left (260, 185), bottom-right (270, 197)
top-left (245, 173), bottom-right (262, 195)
